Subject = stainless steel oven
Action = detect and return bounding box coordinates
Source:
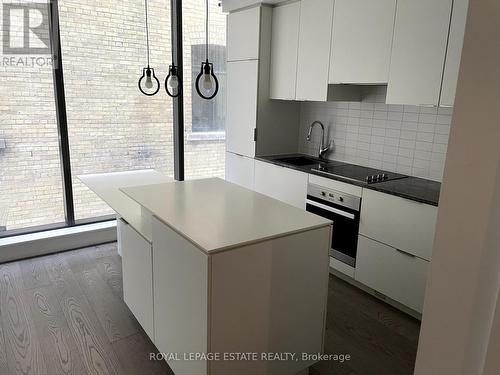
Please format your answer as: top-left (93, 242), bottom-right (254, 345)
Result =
top-left (306, 184), bottom-right (361, 267)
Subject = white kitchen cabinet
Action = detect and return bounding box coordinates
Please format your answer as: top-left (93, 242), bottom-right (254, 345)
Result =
top-left (269, 1), bottom-right (300, 100)
top-left (440, 0), bottom-right (469, 106)
top-left (295, 0), bottom-right (335, 101)
top-left (227, 6), bottom-right (261, 61)
top-left (225, 151), bottom-right (255, 190)
top-left (355, 235), bottom-right (429, 313)
top-left (226, 60), bottom-right (259, 157)
top-left (120, 218), bottom-right (154, 341)
top-left (329, 0), bottom-right (396, 84)
top-left (386, 0), bottom-right (453, 106)
top-left (360, 188), bottom-right (438, 261)
top-left (254, 160), bottom-right (308, 209)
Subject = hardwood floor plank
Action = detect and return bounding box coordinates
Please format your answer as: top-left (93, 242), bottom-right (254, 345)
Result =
top-left (64, 248), bottom-right (95, 274)
top-left (19, 259), bottom-right (52, 291)
top-left (112, 333), bottom-right (173, 375)
top-left (23, 286), bottom-right (86, 375)
top-left (95, 256), bottom-right (123, 299)
top-left (0, 263), bottom-right (48, 375)
top-left (93, 244), bottom-right (118, 260)
top-left (60, 293), bottom-right (124, 375)
top-left (76, 269), bottom-right (138, 343)
top-left (44, 253), bottom-right (85, 300)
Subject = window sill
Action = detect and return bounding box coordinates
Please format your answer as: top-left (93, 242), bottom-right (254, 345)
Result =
top-left (186, 131), bottom-right (226, 142)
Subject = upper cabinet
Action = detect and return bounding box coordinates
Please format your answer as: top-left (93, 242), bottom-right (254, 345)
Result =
top-left (440, 0), bottom-right (469, 107)
top-left (269, 2), bottom-right (300, 100)
top-left (386, 0), bottom-right (453, 106)
top-left (227, 6), bottom-right (261, 61)
top-left (295, 0), bottom-right (335, 101)
top-left (329, 0), bottom-right (396, 85)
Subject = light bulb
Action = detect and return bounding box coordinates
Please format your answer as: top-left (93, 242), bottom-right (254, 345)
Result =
top-left (202, 73), bottom-right (212, 91)
top-left (145, 76), bottom-right (153, 89)
top-left (169, 75), bottom-right (179, 89)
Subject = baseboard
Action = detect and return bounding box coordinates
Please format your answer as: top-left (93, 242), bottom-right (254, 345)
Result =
top-left (0, 221), bottom-right (117, 263)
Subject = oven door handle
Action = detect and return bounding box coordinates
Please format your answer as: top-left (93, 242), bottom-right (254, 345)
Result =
top-left (306, 199), bottom-right (356, 220)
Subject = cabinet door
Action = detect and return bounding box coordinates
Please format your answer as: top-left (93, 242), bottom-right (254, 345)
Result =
top-left (295, 0), bottom-right (335, 101)
top-left (355, 235), bottom-right (429, 313)
top-left (440, 0), bottom-right (469, 106)
top-left (329, 0), bottom-right (396, 84)
top-left (226, 60), bottom-right (258, 157)
top-left (227, 6), bottom-right (261, 61)
top-left (254, 160), bottom-right (308, 209)
top-left (386, 0), bottom-right (453, 105)
top-left (120, 219), bottom-right (154, 340)
top-left (225, 151), bottom-right (255, 190)
top-left (152, 218), bottom-right (208, 375)
top-left (360, 188), bottom-right (438, 261)
top-left (269, 2), bottom-right (300, 100)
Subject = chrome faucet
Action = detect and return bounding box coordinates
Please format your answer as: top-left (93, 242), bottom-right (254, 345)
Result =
top-left (306, 121), bottom-right (330, 159)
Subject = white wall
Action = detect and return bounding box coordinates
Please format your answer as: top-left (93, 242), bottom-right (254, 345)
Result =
top-left (414, 0), bottom-right (500, 373)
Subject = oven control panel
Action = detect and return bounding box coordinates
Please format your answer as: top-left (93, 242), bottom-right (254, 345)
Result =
top-left (307, 184), bottom-right (360, 211)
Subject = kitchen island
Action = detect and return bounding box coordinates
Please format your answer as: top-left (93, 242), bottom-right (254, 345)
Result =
top-left (121, 178), bottom-right (332, 375)
top-left (82, 174), bottom-right (332, 375)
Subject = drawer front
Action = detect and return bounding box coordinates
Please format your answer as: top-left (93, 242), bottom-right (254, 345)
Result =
top-left (227, 6), bottom-right (261, 61)
top-left (355, 235), bottom-right (429, 312)
top-left (120, 219), bottom-right (154, 340)
top-left (225, 152), bottom-right (255, 190)
top-left (360, 188), bottom-right (437, 260)
top-left (254, 160), bottom-right (308, 209)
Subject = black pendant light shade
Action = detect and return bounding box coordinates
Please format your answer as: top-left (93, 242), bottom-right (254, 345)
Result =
top-left (165, 64), bottom-right (181, 97)
top-left (138, 0), bottom-right (160, 96)
top-left (195, 0), bottom-right (219, 100)
top-left (139, 67), bottom-right (160, 96)
top-left (195, 59), bottom-right (219, 100)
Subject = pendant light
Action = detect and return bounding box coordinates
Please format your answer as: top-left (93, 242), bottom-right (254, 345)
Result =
top-left (138, 0), bottom-right (160, 96)
top-left (165, 0), bottom-right (181, 97)
top-left (195, 0), bottom-right (219, 100)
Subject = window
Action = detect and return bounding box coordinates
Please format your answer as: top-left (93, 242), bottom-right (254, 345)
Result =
top-left (0, 2), bottom-right (65, 232)
top-left (183, 0), bottom-right (227, 180)
top-left (58, 0), bottom-right (174, 220)
top-left (191, 44), bottom-right (226, 133)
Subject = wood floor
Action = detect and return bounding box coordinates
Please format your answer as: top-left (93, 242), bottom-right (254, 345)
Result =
top-left (0, 243), bottom-right (420, 375)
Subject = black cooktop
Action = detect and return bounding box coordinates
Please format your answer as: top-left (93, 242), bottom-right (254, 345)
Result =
top-left (312, 163), bottom-right (408, 184)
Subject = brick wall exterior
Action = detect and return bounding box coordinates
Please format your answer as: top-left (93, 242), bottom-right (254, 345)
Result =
top-left (0, 0), bottom-right (226, 230)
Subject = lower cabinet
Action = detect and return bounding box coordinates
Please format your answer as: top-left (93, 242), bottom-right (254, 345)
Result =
top-left (254, 160), bottom-right (308, 209)
top-left (225, 151), bottom-right (255, 190)
top-left (119, 219), bottom-right (155, 340)
top-left (355, 235), bottom-right (429, 313)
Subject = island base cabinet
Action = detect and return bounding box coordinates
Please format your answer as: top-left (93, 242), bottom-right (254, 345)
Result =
top-left (120, 219), bottom-right (154, 341)
top-left (152, 217), bottom-right (331, 375)
top-left (355, 235), bottom-right (429, 313)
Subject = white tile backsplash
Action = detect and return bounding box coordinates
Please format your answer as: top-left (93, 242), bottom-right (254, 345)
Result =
top-left (298, 87), bottom-right (452, 181)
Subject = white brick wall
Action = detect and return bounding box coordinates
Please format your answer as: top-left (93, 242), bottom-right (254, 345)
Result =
top-left (299, 86), bottom-right (452, 181)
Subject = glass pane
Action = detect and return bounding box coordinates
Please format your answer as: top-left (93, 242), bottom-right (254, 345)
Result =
top-left (183, 0), bottom-right (226, 180)
top-left (0, 2), bottom-right (65, 233)
top-left (58, 0), bottom-right (174, 220)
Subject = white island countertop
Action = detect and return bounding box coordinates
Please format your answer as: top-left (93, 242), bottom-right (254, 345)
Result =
top-left (121, 178), bottom-right (331, 253)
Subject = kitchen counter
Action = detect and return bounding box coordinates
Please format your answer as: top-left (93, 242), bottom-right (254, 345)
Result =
top-left (121, 177), bottom-right (331, 253)
top-left (256, 154), bottom-right (441, 206)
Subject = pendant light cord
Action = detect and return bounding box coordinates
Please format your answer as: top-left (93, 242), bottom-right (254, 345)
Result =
top-left (205, 0), bottom-right (209, 60)
top-left (145, 0), bottom-right (151, 67)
